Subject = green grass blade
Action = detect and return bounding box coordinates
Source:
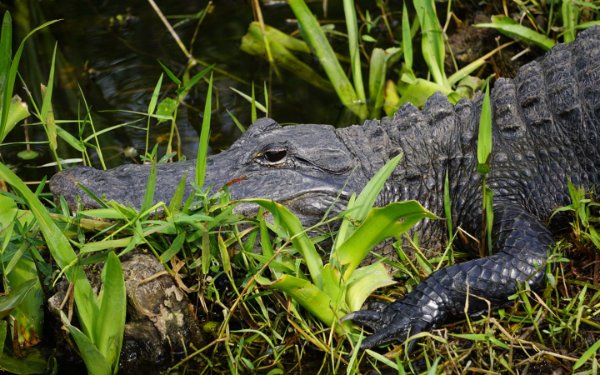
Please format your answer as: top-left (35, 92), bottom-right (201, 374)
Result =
top-left (0, 18), bottom-right (60, 145)
top-left (477, 82), bottom-right (492, 174)
top-left (561, 0), bottom-right (578, 43)
top-left (288, 0), bottom-right (366, 118)
top-left (401, 2), bottom-right (413, 70)
top-left (476, 16), bottom-right (555, 50)
top-left (40, 43), bottom-right (57, 154)
top-left (146, 73), bottom-right (163, 155)
top-left (574, 339), bottom-right (600, 369)
top-left (157, 61), bottom-right (181, 85)
top-left (196, 72), bottom-right (213, 188)
top-left (343, 0), bottom-right (365, 103)
top-left (444, 169), bottom-right (453, 240)
top-left (230, 87), bottom-right (268, 114)
top-left (251, 83), bottom-right (257, 123)
top-left (183, 65), bottom-right (213, 94)
top-left (167, 174), bottom-right (188, 213)
top-left (0, 12), bottom-right (12, 97)
top-left (94, 252), bottom-right (126, 372)
top-left (56, 125), bottom-right (85, 152)
top-left (141, 156), bottom-right (157, 212)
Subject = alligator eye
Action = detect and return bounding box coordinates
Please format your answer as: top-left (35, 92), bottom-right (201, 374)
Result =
top-left (263, 149), bottom-right (287, 164)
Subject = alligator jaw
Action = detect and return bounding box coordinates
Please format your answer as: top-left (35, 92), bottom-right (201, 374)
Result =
top-left (233, 188), bottom-right (351, 225)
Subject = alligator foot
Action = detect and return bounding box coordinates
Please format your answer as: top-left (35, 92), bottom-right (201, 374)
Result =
top-left (343, 300), bottom-right (434, 350)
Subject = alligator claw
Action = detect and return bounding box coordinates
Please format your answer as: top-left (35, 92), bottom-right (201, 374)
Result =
top-left (343, 301), bottom-right (432, 350)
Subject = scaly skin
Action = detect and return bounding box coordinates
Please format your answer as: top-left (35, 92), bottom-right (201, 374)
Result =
top-left (50, 27), bottom-right (600, 349)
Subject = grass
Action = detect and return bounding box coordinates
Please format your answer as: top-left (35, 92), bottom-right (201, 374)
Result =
top-left (1, 1), bottom-right (600, 374)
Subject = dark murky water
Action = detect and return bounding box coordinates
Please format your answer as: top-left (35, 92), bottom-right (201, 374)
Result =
top-left (4, 0), bottom-right (361, 179)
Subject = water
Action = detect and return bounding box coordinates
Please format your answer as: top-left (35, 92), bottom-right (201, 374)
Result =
top-left (4, 0), bottom-right (357, 178)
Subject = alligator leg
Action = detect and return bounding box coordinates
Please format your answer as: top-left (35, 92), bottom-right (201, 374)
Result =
top-left (344, 205), bottom-right (553, 349)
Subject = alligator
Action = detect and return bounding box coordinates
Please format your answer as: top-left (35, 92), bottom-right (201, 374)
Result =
top-left (49, 27), bottom-right (600, 350)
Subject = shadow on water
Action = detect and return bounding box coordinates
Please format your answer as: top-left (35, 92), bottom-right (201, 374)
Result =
top-left (4, 0), bottom-right (358, 180)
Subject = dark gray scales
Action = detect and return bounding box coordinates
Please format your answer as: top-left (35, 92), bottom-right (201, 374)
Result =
top-left (50, 27), bottom-right (600, 349)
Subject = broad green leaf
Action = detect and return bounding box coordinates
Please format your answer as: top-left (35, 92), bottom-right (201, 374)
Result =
top-left (476, 16), bottom-right (555, 50)
top-left (240, 23), bottom-right (332, 92)
top-left (333, 153), bottom-right (403, 256)
top-left (61, 312), bottom-right (111, 375)
top-left (0, 341), bottom-right (47, 375)
top-left (155, 97), bottom-right (177, 121)
top-left (346, 262), bottom-right (395, 311)
top-left (321, 264), bottom-right (345, 312)
top-left (0, 163), bottom-right (98, 337)
top-left (398, 78), bottom-right (452, 108)
top-left (383, 80), bottom-right (400, 116)
top-left (368, 48), bottom-right (400, 118)
top-left (267, 274), bottom-right (335, 326)
top-left (347, 153), bottom-right (403, 224)
top-left (242, 198), bottom-right (323, 287)
top-left (2, 95), bottom-right (29, 140)
top-left (0, 278), bottom-right (36, 319)
top-left (0, 192), bottom-right (18, 233)
top-left (6, 257), bottom-right (44, 347)
top-left (338, 201), bottom-right (437, 279)
top-left (413, 0), bottom-right (448, 88)
top-left (94, 252), bottom-right (126, 372)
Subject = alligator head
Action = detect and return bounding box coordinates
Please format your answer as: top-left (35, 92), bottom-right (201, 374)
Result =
top-left (49, 118), bottom-right (370, 225)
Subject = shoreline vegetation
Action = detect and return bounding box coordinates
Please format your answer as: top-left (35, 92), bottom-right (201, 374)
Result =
top-left (0, 1), bottom-right (599, 374)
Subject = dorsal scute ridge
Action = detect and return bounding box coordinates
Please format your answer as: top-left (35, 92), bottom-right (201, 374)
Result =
top-left (491, 78), bottom-right (527, 139)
